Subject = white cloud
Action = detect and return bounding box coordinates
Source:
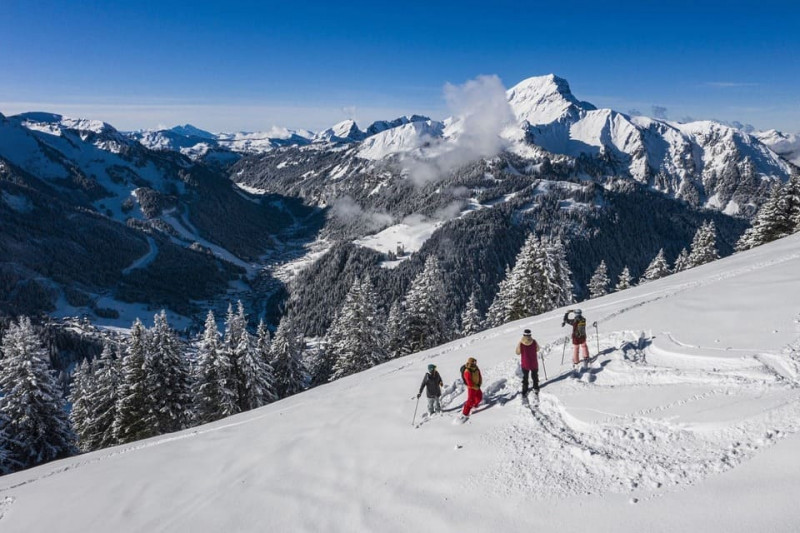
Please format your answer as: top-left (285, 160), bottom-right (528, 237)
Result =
top-left (402, 74), bottom-right (515, 186)
top-left (330, 195), bottom-right (394, 230)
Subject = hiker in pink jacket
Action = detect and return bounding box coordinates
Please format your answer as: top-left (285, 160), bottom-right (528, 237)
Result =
top-left (516, 329), bottom-right (539, 397)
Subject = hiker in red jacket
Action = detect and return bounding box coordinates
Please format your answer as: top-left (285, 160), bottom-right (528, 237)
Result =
top-left (516, 328), bottom-right (539, 397)
top-left (461, 357), bottom-right (482, 418)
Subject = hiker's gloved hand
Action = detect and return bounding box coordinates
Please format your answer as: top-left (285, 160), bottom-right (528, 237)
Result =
top-left (417, 393), bottom-right (421, 399)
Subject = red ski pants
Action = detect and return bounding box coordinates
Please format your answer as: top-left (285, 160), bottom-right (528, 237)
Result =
top-left (572, 342), bottom-right (589, 364)
top-left (463, 388), bottom-right (483, 416)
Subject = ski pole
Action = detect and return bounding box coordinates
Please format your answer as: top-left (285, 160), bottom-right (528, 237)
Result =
top-left (593, 321), bottom-right (600, 356)
top-left (560, 336), bottom-right (568, 365)
top-left (412, 394), bottom-right (420, 426)
top-left (540, 351), bottom-right (548, 380)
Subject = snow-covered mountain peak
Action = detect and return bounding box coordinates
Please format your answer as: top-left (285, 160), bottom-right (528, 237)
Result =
top-left (365, 115), bottom-right (431, 137)
top-left (16, 112), bottom-right (118, 137)
top-left (506, 74), bottom-right (596, 125)
top-left (169, 124), bottom-right (216, 139)
top-left (358, 119), bottom-right (445, 160)
top-left (314, 119), bottom-right (366, 143)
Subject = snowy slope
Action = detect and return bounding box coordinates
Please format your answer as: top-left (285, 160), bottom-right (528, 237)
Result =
top-left (0, 112), bottom-right (187, 220)
top-left (3, 234), bottom-right (800, 532)
top-left (358, 119), bottom-right (445, 160)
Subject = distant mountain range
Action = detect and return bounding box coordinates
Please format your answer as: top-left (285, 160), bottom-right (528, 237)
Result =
top-left (0, 74), bottom-right (796, 344)
top-left (129, 75), bottom-right (796, 214)
top-left (0, 110), bottom-right (322, 327)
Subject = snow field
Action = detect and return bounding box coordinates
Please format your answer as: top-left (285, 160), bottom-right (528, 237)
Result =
top-left (2, 235), bottom-right (800, 532)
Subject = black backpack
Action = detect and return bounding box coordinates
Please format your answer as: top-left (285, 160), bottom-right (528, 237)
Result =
top-left (460, 364), bottom-right (468, 385)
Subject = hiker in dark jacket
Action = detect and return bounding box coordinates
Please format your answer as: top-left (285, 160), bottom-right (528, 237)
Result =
top-left (418, 364), bottom-right (444, 415)
top-left (516, 328), bottom-right (539, 397)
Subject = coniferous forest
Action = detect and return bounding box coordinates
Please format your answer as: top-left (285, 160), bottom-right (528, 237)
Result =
top-left (0, 217), bottom-right (738, 473)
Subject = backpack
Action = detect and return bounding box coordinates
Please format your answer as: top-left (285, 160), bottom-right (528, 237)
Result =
top-left (575, 317), bottom-right (587, 339)
top-left (460, 364), bottom-right (468, 385)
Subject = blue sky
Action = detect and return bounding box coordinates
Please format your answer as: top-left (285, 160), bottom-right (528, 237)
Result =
top-left (1, 0), bottom-right (798, 132)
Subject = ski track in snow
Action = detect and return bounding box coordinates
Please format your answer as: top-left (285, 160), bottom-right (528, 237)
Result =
top-left (406, 249), bottom-right (800, 503)
top-left (0, 496), bottom-right (14, 521)
top-left (477, 327), bottom-right (800, 502)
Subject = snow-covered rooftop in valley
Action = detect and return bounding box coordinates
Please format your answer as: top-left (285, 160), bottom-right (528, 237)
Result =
top-left (2, 232), bottom-right (800, 532)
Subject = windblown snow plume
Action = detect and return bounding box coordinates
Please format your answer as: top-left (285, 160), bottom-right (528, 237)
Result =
top-left (405, 75), bottom-right (514, 186)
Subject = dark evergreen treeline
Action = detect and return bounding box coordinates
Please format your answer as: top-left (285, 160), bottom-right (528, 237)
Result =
top-left (0, 305), bottom-right (307, 475)
top-left (736, 175), bottom-right (800, 250)
top-left (284, 177), bottom-right (748, 340)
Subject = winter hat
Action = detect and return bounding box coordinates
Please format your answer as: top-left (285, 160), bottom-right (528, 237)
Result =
top-left (466, 357), bottom-right (477, 365)
top-left (574, 309), bottom-right (583, 316)
top-left (523, 329), bottom-right (531, 336)
top-left (427, 364), bottom-right (436, 371)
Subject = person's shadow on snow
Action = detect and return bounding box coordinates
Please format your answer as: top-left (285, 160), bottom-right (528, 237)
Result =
top-left (541, 344), bottom-right (621, 388)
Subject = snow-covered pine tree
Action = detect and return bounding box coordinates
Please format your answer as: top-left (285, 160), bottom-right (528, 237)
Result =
top-left (588, 260), bottom-right (610, 298)
top-left (737, 178), bottom-right (800, 250)
top-left (460, 291), bottom-right (483, 336)
top-left (542, 238), bottom-right (575, 310)
top-left (255, 320), bottom-right (277, 404)
top-left (736, 184), bottom-right (793, 251)
top-left (485, 266), bottom-right (513, 327)
top-left (269, 314), bottom-right (306, 399)
top-left (789, 174), bottom-right (800, 230)
top-left (87, 342), bottom-right (120, 450)
top-left (400, 256), bottom-right (447, 355)
top-left (505, 234), bottom-right (546, 321)
top-left (114, 319), bottom-right (153, 444)
top-left (0, 414), bottom-right (15, 474)
top-left (384, 300), bottom-right (408, 360)
top-left (144, 311), bottom-right (191, 434)
top-left (641, 249), bottom-right (671, 283)
top-left (236, 313), bottom-right (275, 411)
top-left (615, 266), bottom-right (633, 291)
top-left (673, 248), bottom-right (690, 272)
top-left (222, 301), bottom-right (259, 412)
top-left (328, 276), bottom-right (387, 381)
top-left (256, 319), bottom-right (272, 355)
top-left (68, 358), bottom-right (96, 452)
top-left (194, 310), bottom-right (237, 423)
top-left (0, 316), bottom-right (76, 469)
top-left (687, 221), bottom-right (719, 268)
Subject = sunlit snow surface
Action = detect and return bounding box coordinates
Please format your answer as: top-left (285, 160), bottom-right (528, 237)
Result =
top-left (2, 235), bottom-right (800, 532)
